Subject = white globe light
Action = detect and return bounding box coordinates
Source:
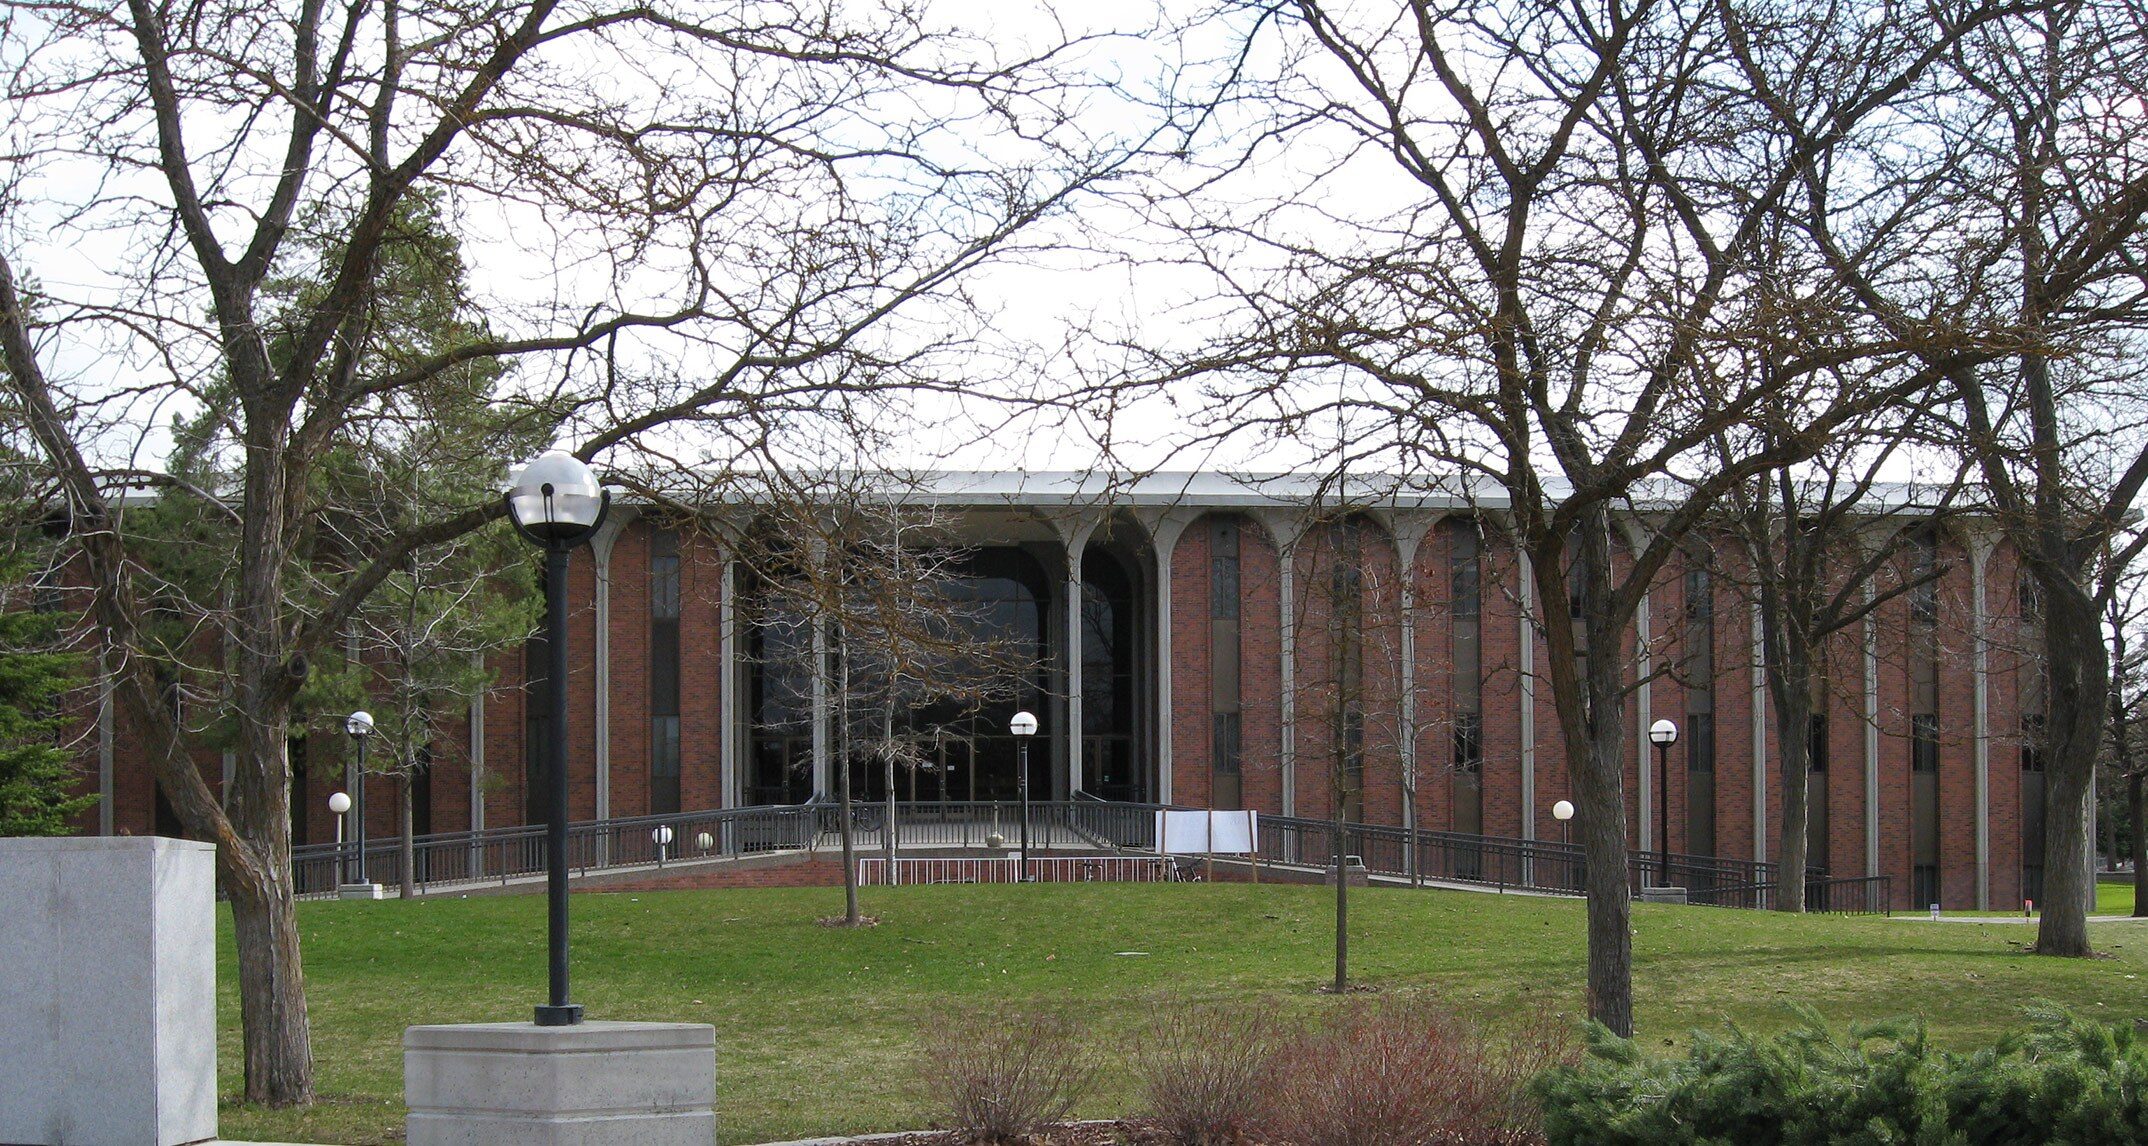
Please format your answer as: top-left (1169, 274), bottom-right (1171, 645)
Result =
top-left (505, 450), bottom-right (605, 539)
top-left (695, 831), bottom-right (715, 851)
top-left (1649, 718), bottom-right (1679, 746)
top-left (1552, 799), bottom-right (1575, 821)
top-left (1009, 711), bottom-right (1038, 737)
top-left (328, 791), bottom-right (352, 815)
top-left (653, 825), bottom-right (674, 846)
top-left (345, 710), bottom-right (374, 737)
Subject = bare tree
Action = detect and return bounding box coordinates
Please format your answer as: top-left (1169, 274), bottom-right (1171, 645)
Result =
top-left (0, 0), bottom-right (1138, 1101)
top-left (1775, 0), bottom-right (2148, 955)
top-left (1713, 385), bottom-right (1963, 911)
top-left (1128, 0), bottom-right (2014, 1035)
top-left (734, 472), bottom-right (1029, 925)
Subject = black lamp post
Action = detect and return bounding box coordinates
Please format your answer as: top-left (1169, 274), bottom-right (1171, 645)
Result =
top-left (1650, 718), bottom-right (1678, 889)
top-left (505, 449), bottom-right (610, 1027)
top-left (1010, 710), bottom-right (1037, 882)
top-left (346, 710), bottom-right (374, 885)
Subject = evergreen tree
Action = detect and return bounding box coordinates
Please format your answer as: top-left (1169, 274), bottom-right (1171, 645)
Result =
top-left (0, 606), bottom-right (90, 835)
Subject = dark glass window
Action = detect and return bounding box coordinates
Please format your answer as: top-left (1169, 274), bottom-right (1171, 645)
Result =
top-left (1453, 711), bottom-right (1483, 774)
top-left (1808, 714), bottom-right (1828, 773)
top-left (2018, 572), bottom-right (2043, 624)
top-left (1449, 522), bottom-right (1479, 617)
top-left (1210, 520), bottom-right (1240, 620)
top-left (1687, 711), bottom-right (1715, 774)
top-left (2021, 714), bottom-right (2046, 773)
top-left (1912, 713), bottom-right (1940, 773)
top-left (1213, 712), bottom-right (1242, 776)
top-left (1685, 566), bottom-right (1713, 619)
top-left (650, 530), bottom-right (682, 814)
top-left (1910, 531), bottom-right (1939, 623)
top-left (1913, 864), bottom-right (1941, 908)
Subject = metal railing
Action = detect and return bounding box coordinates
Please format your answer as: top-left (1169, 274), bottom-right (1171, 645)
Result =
top-left (857, 853), bottom-right (1178, 886)
top-left (292, 804), bottom-right (817, 899)
top-left (292, 797), bottom-right (1889, 914)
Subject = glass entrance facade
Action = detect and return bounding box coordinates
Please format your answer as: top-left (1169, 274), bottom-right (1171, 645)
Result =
top-left (743, 545), bottom-right (1142, 804)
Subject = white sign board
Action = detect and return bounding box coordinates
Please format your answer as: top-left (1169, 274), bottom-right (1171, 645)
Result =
top-left (1155, 809), bottom-right (1259, 855)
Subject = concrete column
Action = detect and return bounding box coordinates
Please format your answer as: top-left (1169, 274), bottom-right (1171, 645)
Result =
top-left (590, 515), bottom-right (625, 822)
top-left (1391, 515), bottom-right (1433, 836)
top-left (1752, 599), bottom-right (1768, 864)
top-left (1058, 516), bottom-right (1101, 794)
top-left (2, 837), bottom-right (218, 1146)
top-left (1146, 512), bottom-right (1195, 804)
top-left (1971, 533), bottom-right (1994, 910)
top-left (1254, 510), bottom-right (1304, 819)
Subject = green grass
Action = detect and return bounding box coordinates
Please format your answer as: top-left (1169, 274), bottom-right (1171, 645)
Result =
top-left (217, 884), bottom-right (2148, 1145)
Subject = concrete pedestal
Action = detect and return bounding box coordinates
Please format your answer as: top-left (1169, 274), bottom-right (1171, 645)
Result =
top-left (1641, 885), bottom-right (1689, 904)
top-left (338, 882), bottom-right (385, 900)
top-left (405, 1021), bottom-right (716, 1145)
top-left (0, 836), bottom-right (217, 1146)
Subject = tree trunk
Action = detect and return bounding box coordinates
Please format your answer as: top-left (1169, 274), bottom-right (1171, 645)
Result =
top-left (398, 772), bottom-right (416, 900)
top-left (2034, 577), bottom-right (2107, 955)
top-left (836, 633), bottom-right (861, 926)
top-left (1770, 677), bottom-right (1814, 913)
top-left (883, 705), bottom-right (897, 883)
top-left (226, 858), bottom-right (315, 1104)
top-left (2131, 772), bottom-right (2146, 917)
top-left (1333, 805), bottom-right (1348, 993)
top-left (1539, 514), bottom-right (1636, 1037)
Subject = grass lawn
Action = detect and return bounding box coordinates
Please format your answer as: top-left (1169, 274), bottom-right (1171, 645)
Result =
top-left (217, 883), bottom-right (2148, 1145)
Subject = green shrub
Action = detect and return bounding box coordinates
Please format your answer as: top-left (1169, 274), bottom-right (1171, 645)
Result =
top-left (1533, 1005), bottom-right (2148, 1146)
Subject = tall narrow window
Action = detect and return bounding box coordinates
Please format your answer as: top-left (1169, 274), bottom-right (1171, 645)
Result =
top-left (524, 576), bottom-right (552, 825)
top-left (1448, 520), bottom-right (1483, 840)
top-left (1210, 519), bottom-right (1243, 808)
top-left (1684, 562), bottom-right (1717, 866)
top-left (1908, 529), bottom-right (1941, 907)
top-left (1806, 710), bottom-right (1829, 876)
top-left (650, 529), bottom-right (682, 815)
top-left (1328, 520), bottom-right (1366, 822)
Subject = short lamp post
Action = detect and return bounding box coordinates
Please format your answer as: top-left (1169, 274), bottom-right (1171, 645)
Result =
top-left (346, 710), bottom-right (374, 886)
top-left (505, 449), bottom-right (611, 1027)
top-left (1010, 710), bottom-right (1037, 882)
top-left (1650, 718), bottom-right (1679, 889)
top-left (1552, 799), bottom-right (1575, 891)
top-left (328, 790), bottom-right (353, 884)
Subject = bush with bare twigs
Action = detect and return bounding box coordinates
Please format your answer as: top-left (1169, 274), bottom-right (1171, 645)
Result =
top-left (1259, 995), bottom-right (1574, 1146)
top-left (918, 1009), bottom-right (1099, 1145)
top-left (1133, 1003), bottom-right (1282, 1146)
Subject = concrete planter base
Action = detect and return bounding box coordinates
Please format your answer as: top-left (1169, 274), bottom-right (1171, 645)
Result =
top-left (1640, 886), bottom-right (1689, 905)
top-left (405, 1021), bottom-right (716, 1145)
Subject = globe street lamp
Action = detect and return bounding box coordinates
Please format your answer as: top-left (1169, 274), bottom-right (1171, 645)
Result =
top-left (328, 790), bottom-right (353, 885)
top-left (346, 710), bottom-right (374, 890)
top-left (1552, 798), bottom-right (1576, 890)
top-left (1650, 718), bottom-right (1679, 889)
top-left (1010, 710), bottom-right (1037, 882)
top-left (505, 449), bottom-right (611, 1027)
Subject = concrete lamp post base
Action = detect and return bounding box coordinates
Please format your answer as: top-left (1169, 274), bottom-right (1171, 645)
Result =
top-left (339, 882), bottom-right (386, 900)
top-left (405, 1021), bottom-right (717, 1146)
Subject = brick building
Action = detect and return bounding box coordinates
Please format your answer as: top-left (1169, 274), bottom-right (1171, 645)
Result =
top-left (80, 472), bottom-right (2040, 911)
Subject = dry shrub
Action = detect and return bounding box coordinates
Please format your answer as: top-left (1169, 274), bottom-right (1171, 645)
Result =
top-left (1133, 1002), bottom-right (1282, 1145)
top-left (1260, 995), bottom-right (1575, 1146)
top-left (918, 1008), bottom-right (1099, 1145)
